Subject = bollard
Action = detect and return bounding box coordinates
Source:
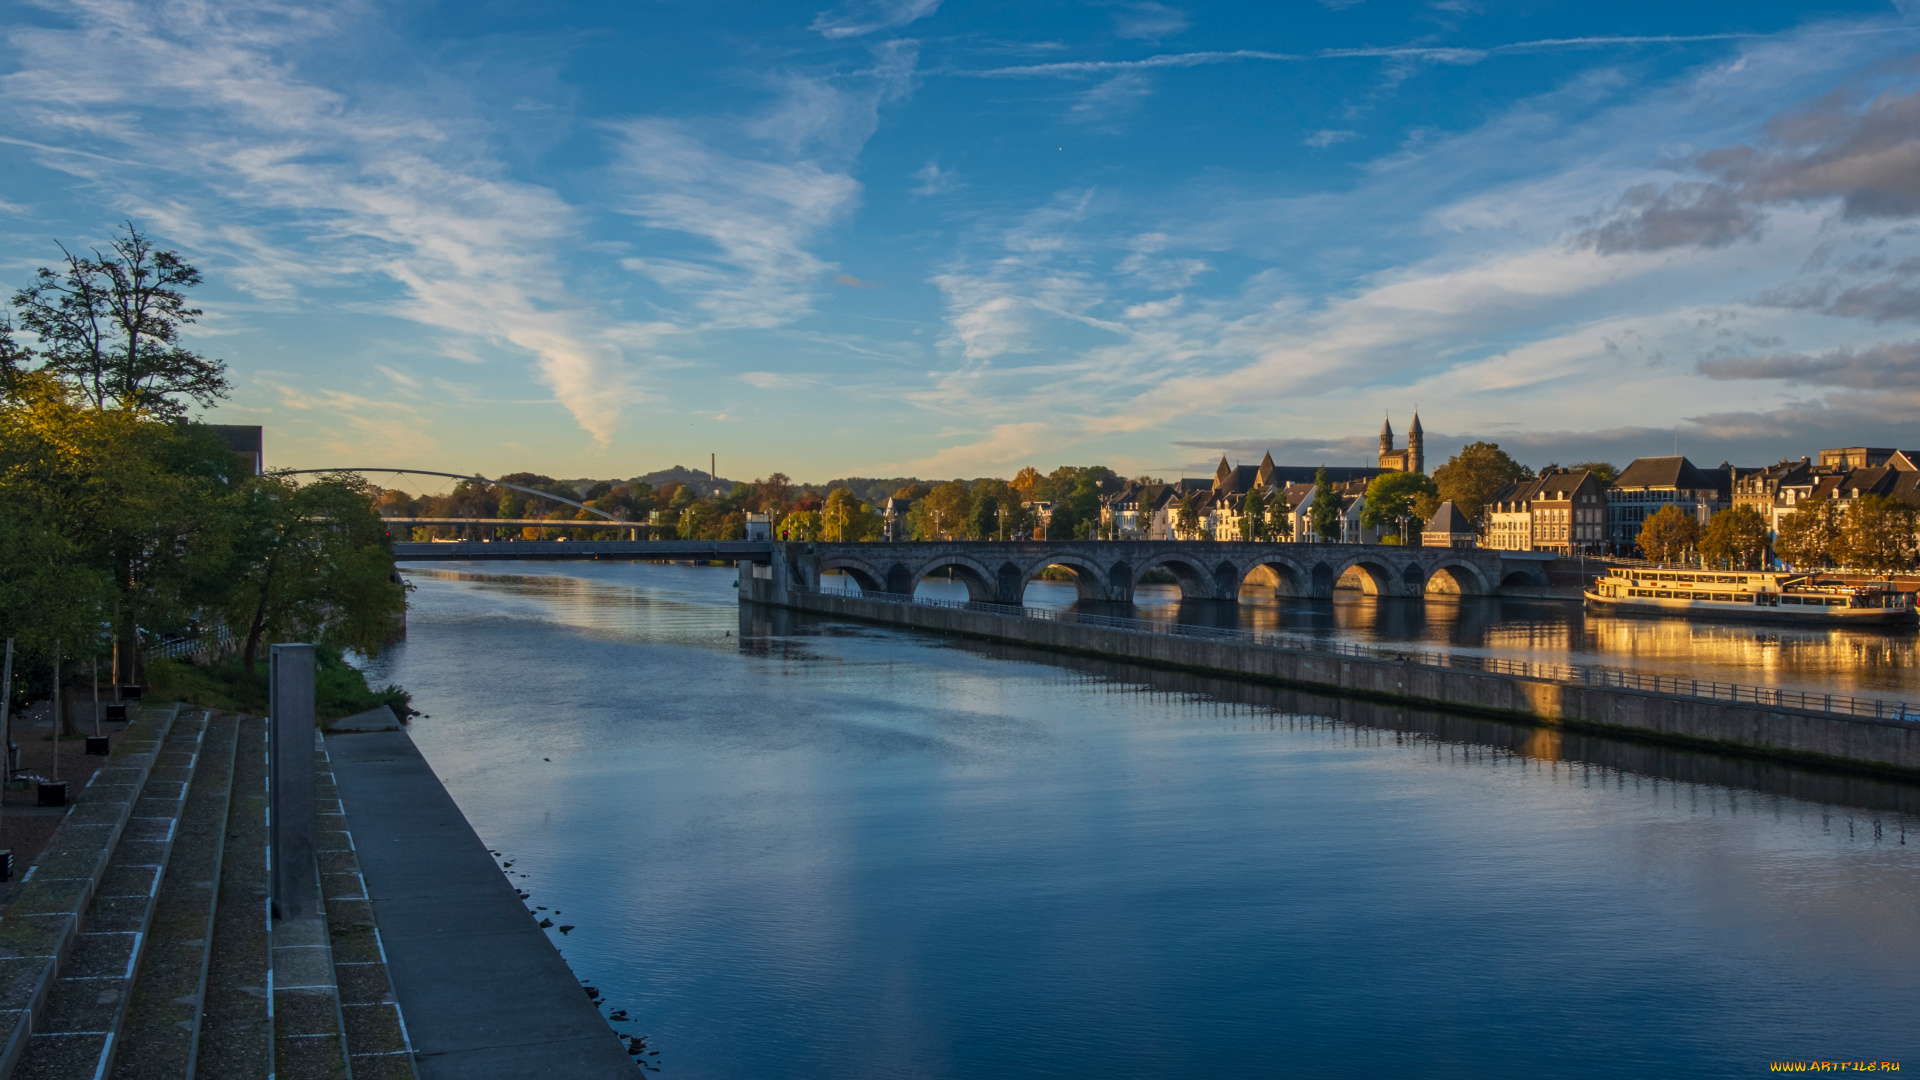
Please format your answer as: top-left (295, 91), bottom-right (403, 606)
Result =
top-left (269, 643), bottom-right (317, 921)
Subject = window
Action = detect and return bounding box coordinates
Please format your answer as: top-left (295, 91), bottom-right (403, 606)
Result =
top-left (1781, 596), bottom-right (1802, 605)
top-left (1712, 593), bottom-right (1732, 602)
top-left (1655, 590), bottom-right (1672, 598)
top-left (1734, 595), bottom-right (1753, 603)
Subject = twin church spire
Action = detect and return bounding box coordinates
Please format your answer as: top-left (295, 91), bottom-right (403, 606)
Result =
top-left (1379, 411), bottom-right (1423, 474)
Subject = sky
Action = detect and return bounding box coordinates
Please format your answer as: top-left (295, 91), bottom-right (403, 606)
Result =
top-left (4, 0), bottom-right (1920, 485)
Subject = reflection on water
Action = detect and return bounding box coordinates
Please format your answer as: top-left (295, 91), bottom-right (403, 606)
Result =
top-left (376, 561), bottom-right (1920, 1080)
top-left (873, 572), bottom-right (1920, 695)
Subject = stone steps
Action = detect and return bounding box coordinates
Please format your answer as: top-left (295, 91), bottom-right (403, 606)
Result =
top-left (191, 715), bottom-right (270, 1080)
top-left (10, 710), bottom-right (211, 1078)
top-left (0, 705), bottom-right (180, 1077)
top-left (109, 712), bottom-right (241, 1080)
top-left (316, 741), bottom-right (416, 1080)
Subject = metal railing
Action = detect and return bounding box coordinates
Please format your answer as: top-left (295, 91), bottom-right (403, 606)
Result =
top-left (804, 584), bottom-right (1920, 724)
top-left (149, 625), bottom-right (235, 660)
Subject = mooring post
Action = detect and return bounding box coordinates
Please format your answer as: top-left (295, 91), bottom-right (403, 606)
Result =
top-left (269, 643), bottom-right (317, 920)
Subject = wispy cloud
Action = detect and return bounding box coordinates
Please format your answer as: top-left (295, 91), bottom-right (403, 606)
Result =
top-left (811, 0), bottom-right (942, 39)
top-left (963, 31), bottom-right (1832, 79)
top-left (1304, 129), bottom-right (1359, 148)
top-left (607, 42), bottom-right (916, 329)
top-left (2, 0), bottom-right (655, 443)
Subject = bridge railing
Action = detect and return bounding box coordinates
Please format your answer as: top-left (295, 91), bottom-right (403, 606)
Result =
top-left (802, 584), bottom-right (1920, 725)
top-left (150, 624), bottom-right (236, 661)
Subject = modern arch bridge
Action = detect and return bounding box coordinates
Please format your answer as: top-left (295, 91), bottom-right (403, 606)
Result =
top-left (766, 540), bottom-right (1553, 603)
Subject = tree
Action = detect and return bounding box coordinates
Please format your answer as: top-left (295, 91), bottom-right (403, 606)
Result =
top-left (916, 482), bottom-right (972, 540)
top-left (1839, 495), bottom-right (1920, 574)
top-left (1775, 500), bottom-right (1844, 570)
top-left (1431, 442), bottom-right (1528, 528)
top-left (223, 472), bottom-right (408, 672)
top-left (1010, 467), bottom-right (1044, 500)
top-left (1699, 505), bottom-right (1770, 569)
top-left (1175, 491), bottom-right (1200, 539)
top-left (1636, 505), bottom-right (1701, 564)
top-left (1567, 461), bottom-right (1620, 484)
top-left (1309, 468), bottom-right (1342, 543)
top-left (12, 223), bottom-right (229, 418)
top-left (1361, 471), bottom-right (1440, 540)
top-left (1241, 490), bottom-right (1265, 541)
top-left (1266, 490), bottom-right (1293, 539)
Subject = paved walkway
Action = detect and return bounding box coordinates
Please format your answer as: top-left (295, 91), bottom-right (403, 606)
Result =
top-left (326, 728), bottom-right (635, 1079)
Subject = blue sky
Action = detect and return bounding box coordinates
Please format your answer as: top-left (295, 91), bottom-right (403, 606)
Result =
top-left (4, 0), bottom-right (1920, 483)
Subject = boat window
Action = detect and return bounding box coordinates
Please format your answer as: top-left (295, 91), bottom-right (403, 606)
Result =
top-left (1734, 594), bottom-right (1753, 603)
top-left (1829, 597), bottom-right (1848, 606)
top-left (1712, 593), bottom-right (1732, 602)
top-left (1655, 590), bottom-right (1672, 598)
top-left (1677, 574), bottom-right (1695, 582)
top-left (1781, 596), bottom-right (1801, 604)
top-left (1716, 575), bottom-right (1735, 584)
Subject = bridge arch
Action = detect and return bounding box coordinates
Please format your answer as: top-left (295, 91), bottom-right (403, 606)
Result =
top-left (1333, 555), bottom-right (1410, 598)
top-left (1423, 559), bottom-right (1493, 596)
top-left (1020, 552), bottom-right (1115, 602)
top-left (818, 555), bottom-right (887, 595)
top-left (1237, 556), bottom-right (1307, 598)
top-left (910, 554), bottom-right (1000, 603)
top-left (1133, 552), bottom-right (1232, 600)
top-left (1498, 565), bottom-right (1548, 589)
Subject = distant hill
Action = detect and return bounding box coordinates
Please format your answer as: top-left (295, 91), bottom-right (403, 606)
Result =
top-left (627, 465), bottom-right (736, 496)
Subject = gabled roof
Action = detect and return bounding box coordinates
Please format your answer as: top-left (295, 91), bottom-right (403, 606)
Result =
top-left (1534, 470), bottom-right (1600, 501)
top-left (1613, 456), bottom-right (1719, 492)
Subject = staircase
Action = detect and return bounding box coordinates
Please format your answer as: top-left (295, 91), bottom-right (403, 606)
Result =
top-left (0, 708), bottom-right (416, 1080)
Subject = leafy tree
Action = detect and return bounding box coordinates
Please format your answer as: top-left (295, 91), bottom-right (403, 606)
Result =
top-left (11, 223), bottom-right (229, 418)
top-left (780, 510), bottom-right (823, 541)
top-left (914, 482), bottom-right (972, 540)
top-left (1567, 461), bottom-right (1620, 484)
top-left (1048, 476), bottom-right (1103, 539)
top-left (1266, 490), bottom-right (1293, 539)
top-left (1309, 468), bottom-right (1342, 543)
top-left (1361, 471), bottom-right (1439, 540)
top-left (970, 490), bottom-right (1000, 539)
top-left (1241, 490), bottom-right (1265, 541)
top-left (1431, 442), bottom-right (1528, 528)
top-left (892, 482), bottom-right (930, 501)
top-left (1175, 491), bottom-right (1200, 539)
top-left (223, 472), bottom-right (408, 672)
top-left (1636, 505), bottom-right (1701, 564)
top-left (1774, 500), bottom-right (1844, 570)
top-left (1839, 495), bottom-right (1920, 574)
top-left (1699, 505), bottom-right (1770, 569)
top-left (1010, 467), bottom-right (1044, 500)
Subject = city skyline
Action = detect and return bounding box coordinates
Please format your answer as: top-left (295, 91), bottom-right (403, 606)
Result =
top-left (1, 0), bottom-right (1918, 480)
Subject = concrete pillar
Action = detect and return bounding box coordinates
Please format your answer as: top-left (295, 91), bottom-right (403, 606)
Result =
top-left (269, 643), bottom-right (317, 921)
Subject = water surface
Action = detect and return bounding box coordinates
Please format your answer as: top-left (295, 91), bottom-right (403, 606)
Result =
top-left (365, 560), bottom-right (1920, 1079)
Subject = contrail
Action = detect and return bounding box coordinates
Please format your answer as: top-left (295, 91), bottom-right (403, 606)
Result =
top-left (964, 28), bottom-right (1891, 78)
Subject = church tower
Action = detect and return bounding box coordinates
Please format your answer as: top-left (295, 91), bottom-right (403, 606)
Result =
top-left (1379, 414), bottom-right (1394, 460)
top-left (1408, 412), bottom-right (1424, 475)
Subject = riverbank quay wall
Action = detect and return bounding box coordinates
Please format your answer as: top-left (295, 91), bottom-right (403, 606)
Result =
top-left (741, 578), bottom-right (1920, 778)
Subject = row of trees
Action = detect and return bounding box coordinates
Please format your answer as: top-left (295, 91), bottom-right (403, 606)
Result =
top-left (0, 225), bottom-right (406, 707)
top-left (1634, 497), bottom-right (1920, 574)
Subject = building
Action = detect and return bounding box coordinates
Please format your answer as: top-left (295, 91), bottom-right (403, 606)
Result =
top-left (1422, 502), bottom-right (1475, 549)
top-left (1606, 456), bottom-right (1731, 553)
top-left (1485, 480), bottom-right (1537, 553)
top-left (208, 424), bottom-right (264, 475)
top-left (1378, 413), bottom-right (1424, 474)
top-left (1818, 447), bottom-right (1908, 470)
top-left (744, 512), bottom-right (771, 541)
top-left (881, 496), bottom-right (915, 541)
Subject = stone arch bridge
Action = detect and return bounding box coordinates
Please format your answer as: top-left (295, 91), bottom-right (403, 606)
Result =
top-left (770, 540), bottom-right (1552, 605)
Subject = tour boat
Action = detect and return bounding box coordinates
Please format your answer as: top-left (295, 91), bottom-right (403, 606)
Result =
top-left (1583, 569), bottom-right (1917, 626)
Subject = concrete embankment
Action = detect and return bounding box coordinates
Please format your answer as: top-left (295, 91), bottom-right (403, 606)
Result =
top-left (750, 588), bottom-right (1920, 779)
top-left (326, 726), bottom-right (638, 1079)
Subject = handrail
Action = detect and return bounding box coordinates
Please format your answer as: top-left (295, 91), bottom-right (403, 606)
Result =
top-left (803, 584), bottom-right (1920, 725)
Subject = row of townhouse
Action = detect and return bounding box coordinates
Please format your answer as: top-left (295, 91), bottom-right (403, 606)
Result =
top-left (1103, 454), bottom-right (1390, 544)
top-left (1485, 447), bottom-right (1920, 558)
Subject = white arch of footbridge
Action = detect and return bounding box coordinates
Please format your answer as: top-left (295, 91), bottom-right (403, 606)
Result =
top-left (280, 468), bottom-right (628, 522)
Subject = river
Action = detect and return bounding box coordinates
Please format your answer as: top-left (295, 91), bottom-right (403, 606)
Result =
top-left (363, 560), bottom-right (1920, 1078)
